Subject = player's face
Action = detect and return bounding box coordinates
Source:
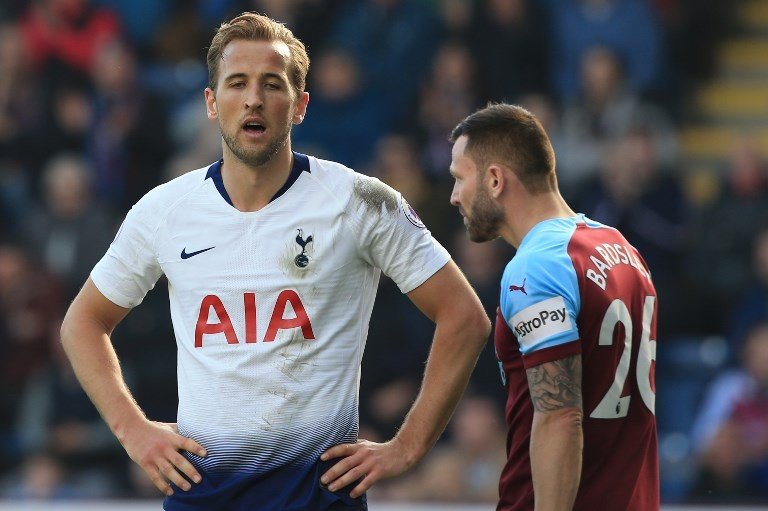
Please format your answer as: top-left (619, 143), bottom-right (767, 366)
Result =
top-left (450, 136), bottom-right (503, 242)
top-left (205, 39), bottom-right (309, 168)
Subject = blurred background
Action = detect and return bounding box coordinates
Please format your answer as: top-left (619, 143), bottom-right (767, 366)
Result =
top-left (0, 0), bottom-right (768, 507)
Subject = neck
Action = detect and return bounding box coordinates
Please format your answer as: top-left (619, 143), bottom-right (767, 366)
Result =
top-left (220, 144), bottom-right (293, 212)
top-left (498, 190), bottom-right (576, 248)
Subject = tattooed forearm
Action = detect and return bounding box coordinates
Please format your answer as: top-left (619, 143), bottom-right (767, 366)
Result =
top-left (526, 355), bottom-right (582, 412)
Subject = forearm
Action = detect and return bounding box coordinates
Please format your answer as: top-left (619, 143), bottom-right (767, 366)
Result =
top-left (530, 409), bottom-right (583, 511)
top-left (393, 313), bottom-right (488, 466)
top-left (60, 316), bottom-right (146, 442)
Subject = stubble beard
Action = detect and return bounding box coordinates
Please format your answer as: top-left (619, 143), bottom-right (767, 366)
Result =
top-left (221, 121), bottom-right (292, 168)
top-left (466, 186), bottom-right (503, 243)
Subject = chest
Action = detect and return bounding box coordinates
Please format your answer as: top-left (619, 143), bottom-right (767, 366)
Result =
top-left (157, 202), bottom-right (355, 294)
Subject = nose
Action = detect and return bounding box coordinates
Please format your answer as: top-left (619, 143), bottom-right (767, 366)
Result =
top-left (245, 85), bottom-right (263, 110)
top-left (450, 183), bottom-right (460, 207)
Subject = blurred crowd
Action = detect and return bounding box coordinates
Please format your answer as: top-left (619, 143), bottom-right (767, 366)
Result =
top-left (0, 0), bottom-right (766, 505)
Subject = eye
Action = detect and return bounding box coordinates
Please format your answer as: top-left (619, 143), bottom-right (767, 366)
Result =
top-left (265, 82), bottom-right (281, 90)
top-left (231, 81), bottom-right (245, 89)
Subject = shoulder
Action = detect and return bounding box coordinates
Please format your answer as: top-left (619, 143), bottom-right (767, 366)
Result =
top-left (304, 156), bottom-right (355, 201)
top-left (505, 218), bottom-right (584, 284)
top-left (500, 218), bottom-right (584, 319)
top-left (306, 155), bottom-right (401, 215)
top-left (131, 165), bottom-right (210, 217)
top-left (567, 216), bottom-right (645, 261)
top-left (559, 215), bottom-right (629, 254)
top-left (116, 165), bottom-right (210, 247)
top-left (524, 217), bottom-right (586, 254)
top-left (306, 156), bottom-right (355, 185)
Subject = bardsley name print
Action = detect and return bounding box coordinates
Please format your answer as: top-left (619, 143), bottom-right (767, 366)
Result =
top-left (585, 243), bottom-right (652, 290)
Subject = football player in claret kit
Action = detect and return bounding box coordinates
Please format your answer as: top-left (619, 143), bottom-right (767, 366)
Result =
top-left (448, 103), bottom-right (659, 511)
top-left (59, 12), bottom-right (491, 511)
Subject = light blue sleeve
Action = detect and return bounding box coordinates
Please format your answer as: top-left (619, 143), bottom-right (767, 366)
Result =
top-left (499, 238), bottom-right (581, 356)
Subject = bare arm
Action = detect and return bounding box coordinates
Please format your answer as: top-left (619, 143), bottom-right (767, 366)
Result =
top-left (320, 261), bottom-right (491, 497)
top-left (526, 354), bottom-right (584, 511)
top-left (389, 260), bottom-right (491, 462)
top-left (61, 278), bottom-right (206, 496)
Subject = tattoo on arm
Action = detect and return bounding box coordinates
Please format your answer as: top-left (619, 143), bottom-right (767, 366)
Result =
top-left (526, 355), bottom-right (582, 412)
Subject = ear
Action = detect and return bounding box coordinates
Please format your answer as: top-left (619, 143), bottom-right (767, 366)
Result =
top-left (292, 91), bottom-right (310, 124)
top-left (204, 88), bottom-right (217, 120)
top-left (486, 164), bottom-right (507, 199)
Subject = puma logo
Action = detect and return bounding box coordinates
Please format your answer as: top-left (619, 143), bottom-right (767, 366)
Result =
top-left (509, 278), bottom-right (527, 295)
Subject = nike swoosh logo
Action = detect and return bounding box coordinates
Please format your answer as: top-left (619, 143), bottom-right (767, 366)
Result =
top-left (181, 246), bottom-right (215, 259)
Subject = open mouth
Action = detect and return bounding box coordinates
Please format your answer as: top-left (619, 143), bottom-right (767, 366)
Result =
top-left (243, 121), bottom-right (266, 134)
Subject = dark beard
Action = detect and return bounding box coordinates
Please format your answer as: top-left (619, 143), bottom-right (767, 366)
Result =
top-left (221, 123), bottom-right (291, 167)
top-left (466, 187), bottom-right (502, 242)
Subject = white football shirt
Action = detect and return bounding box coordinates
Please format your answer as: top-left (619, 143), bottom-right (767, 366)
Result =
top-left (91, 153), bottom-right (449, 493)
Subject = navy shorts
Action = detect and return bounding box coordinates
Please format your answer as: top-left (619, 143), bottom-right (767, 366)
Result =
top-left (163, 457), bottom-right (367, 510)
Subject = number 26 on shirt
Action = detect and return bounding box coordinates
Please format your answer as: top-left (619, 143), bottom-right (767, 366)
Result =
top-left (591, 296), bottom-right (656, 419)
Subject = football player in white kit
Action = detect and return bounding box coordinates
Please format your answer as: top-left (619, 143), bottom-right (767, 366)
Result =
top-left (60, 12), bottom-right (491, 511)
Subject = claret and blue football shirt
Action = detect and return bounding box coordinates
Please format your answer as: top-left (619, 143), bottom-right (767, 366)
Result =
top-left (495, 214), bottom-right (659, 511)
top-left (91, 152), bottom-right (450, 510)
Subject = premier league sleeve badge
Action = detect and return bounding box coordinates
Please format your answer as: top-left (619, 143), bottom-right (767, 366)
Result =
top-left (400, 195), bottom-right (425, 229)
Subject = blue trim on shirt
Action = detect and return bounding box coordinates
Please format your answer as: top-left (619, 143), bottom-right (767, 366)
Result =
top-left (204, 151), bottom-right (311, 207)
top-left (499, 216), bottom-right (583, 356)
top-left (205, 160), bottom-right (232, 206)
top-left (272, 151), bottom-right (311, 202)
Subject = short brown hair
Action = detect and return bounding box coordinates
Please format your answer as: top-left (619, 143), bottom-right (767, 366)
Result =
top-left (206, 12), bottom-right (309, 96)
top-left (449, 103), bottom-right (557, 194)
